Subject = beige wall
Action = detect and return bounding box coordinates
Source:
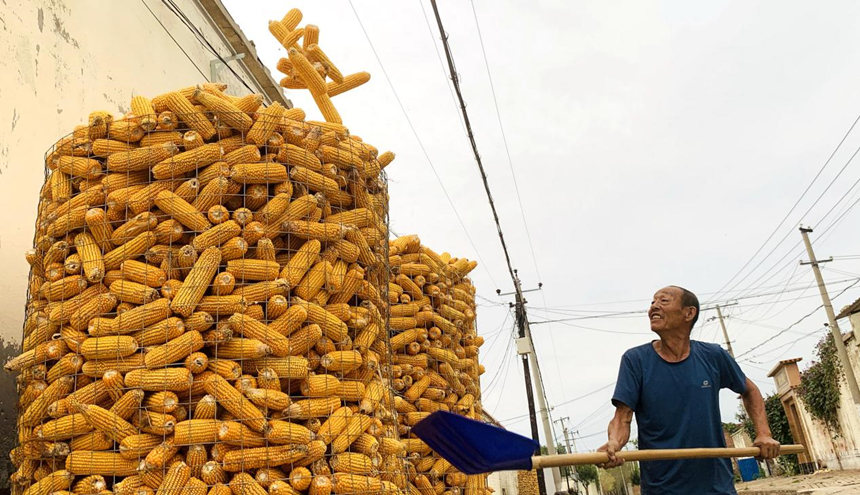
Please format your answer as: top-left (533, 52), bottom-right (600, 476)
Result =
top-left (0, 0), bottom-right (270, 343)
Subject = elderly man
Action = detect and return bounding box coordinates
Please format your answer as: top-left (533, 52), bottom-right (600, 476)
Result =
top-left (598, 286), bottom-right (780, 494)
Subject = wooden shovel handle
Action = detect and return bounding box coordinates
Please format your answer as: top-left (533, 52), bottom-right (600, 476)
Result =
top-left (531, 444), bottom-right (805, 469)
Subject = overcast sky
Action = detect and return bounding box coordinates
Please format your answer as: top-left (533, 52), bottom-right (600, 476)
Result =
top-left (226, 0), bottom-right (860, 453)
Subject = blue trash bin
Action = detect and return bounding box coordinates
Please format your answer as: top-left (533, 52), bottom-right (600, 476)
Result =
top-left (737, 457), bottom-right (759, 482)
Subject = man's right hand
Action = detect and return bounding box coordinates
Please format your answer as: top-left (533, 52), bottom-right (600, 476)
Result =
top-left (597, 439), bottom-right (624, 468)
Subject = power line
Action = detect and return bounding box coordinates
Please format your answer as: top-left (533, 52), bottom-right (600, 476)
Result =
top-left (346, 0), bottom-right (499, 289)
top-left (499, 381), bottom-right (617, 423)
top-left (159, 0), bottom-right (258, 96)
top-left (427, 0), bottom-right (519, 287)
top-left (709, 111), bottom-right (860, 303)
top-left (140, 0), bottom-right (209, 81)
top-left (469, 0), bottom-right (543, 285)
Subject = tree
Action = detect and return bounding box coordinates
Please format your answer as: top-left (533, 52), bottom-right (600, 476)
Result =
top-left (630, 463), bottom-right (641, 485)
top-left (798, 333), bottom-right (843, 433)
top-left (737, 393), bottom-right (799, 475)
top-left (598, 469), bottom-right (616, 494)
top-left (575, 465), bottom-right (599, 495)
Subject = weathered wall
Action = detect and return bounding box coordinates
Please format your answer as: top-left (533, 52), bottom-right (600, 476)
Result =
top-left (793, 335), bottom-right (860, 470)
top-left (0, 0), bottom-right (270, 344)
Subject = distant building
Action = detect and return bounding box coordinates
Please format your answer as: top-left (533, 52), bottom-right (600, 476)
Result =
top-left (768, 297), bottom-right (860, 472)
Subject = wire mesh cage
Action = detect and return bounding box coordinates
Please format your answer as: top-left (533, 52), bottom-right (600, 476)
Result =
top-left (10, 6), bottom-right (486, 495)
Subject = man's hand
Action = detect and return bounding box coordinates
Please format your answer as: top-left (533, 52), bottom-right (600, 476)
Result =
top-left (597, 440), bottom-right (624, 468)
top-left (753, 435), bottom-right (780, 460)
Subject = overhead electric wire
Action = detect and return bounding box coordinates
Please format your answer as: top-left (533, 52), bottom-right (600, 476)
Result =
top-left (499, 381), bottom-right (617, 423)
top-left (469, 0), bottom-right (543, 285)
top-left (159, 0), bottom-right (259, 96)
top-left (140, 0), bottom-right (209, 81)
top-left (709, 111), bottom-right (860, 303)
top-left (346, 0), bottom-right (499, 289)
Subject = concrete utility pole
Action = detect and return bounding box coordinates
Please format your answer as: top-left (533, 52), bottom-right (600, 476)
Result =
top-left (524, 316), bottom-right (563, 492)
top-left (506, 270), bottom-right (551, 495)
top-left (799, 227), bottom-right (860, 411)
top-left (715, 305), bottom-right (734, 358)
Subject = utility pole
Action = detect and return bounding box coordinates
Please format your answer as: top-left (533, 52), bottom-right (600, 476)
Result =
top-left (715, 305), bottom-right (734, 357)
top-left (506, 270), bottom-right (550, 495)
top-left (555, 417), bottom-right (579, 493)
top-left (525, 316), bottom-right (563, 492)
top-left (799, 227), bottom-right (860, 412)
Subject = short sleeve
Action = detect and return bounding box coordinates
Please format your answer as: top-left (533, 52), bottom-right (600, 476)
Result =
top-left (717, 347), bottom-right (747, 394)
top-left (611, 351), bottom-right (641, 411)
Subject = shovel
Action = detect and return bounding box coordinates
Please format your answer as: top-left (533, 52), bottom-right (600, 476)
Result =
top-left (411, 410), bottom-right (805, 474)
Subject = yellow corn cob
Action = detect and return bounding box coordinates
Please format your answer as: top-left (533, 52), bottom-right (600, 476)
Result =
top-left (279, 239), bottom-right (320, 287)
top-left (36, 413), bottom-right (93, 440)
top-left (331, 414), bottom-right (372, 454)
top-left (222, 444), bottom-right (307, 471)
top-left (221, 236), bottom-right (251, 261)
top-left (227, 313), bottom-right (290, 356)
top-left (230, 162), bottom-right (289, 183)
top-left (246, 102), bottom-right (286, 145)
top-left (302, 373), bottom-right (341, 398)
top-left (269, 21), bottom-right (304, 49)
top-left (144, 390), bottom-right (179, 413)
top-left (124, 367), bottom-right (192, 391)
top-left (120, 259), bottom-right (167, 287)
top-left (244, 387), bottom-right (291, 411)
top-left (191, 219), bottom-right (241, 252)
top-left (201, 463), bottom-right (227, 486)
top-left (84, 208), bottom-right (114, 253)
top-left (75, 402), bottom-right (138, 442)
top-left (229, 472), bottom-right (267, 495)
top-left (197, 295), bottom-right (249, 315)
top-left (285, 397), bottom-right (341, 420)
top-left (66, 451), bottom-right (138, 476)
top-left (205, 358), bottom-right (240, 380)
top-left (206, 204), bottom-right (229, 225)
top-left (155, 461), bottom-right (191, 495)
top-left (331, 452), bottom-right (375, 475)
top-left (80, 353), bottom-right (145, 377)
top-left (103, 231), bottom-right (157, 270)
top-left (294, 260), bottom-right (330, 300)
top-left (327, 72), bottom-right (371, 97)
top-left (217, 420), bottom-right (267, 448)
top-left (106, 142), bottom-right (178, 172)
top-left (292, 298), bottom-right (348, 342)
top-left (332, 474), bottom-right (385, 495)
top-left (195, 89), bottom-right (253, 132)
top-left (39, 274), bottom-right (87, 302)
top-left (74, 232), bottom-right (105, 282)
top-left (204, 374), bottom-right (267, 432)
top-left (161, 91), bottom-right (216, 139)
top-left (263, 420), bottom-right (314, 445)
top-left (22, 469), bottom-right (74, 495)
top-left (311, 92), bottom-right (342, 124)
top-left (68, 293), bottom-right (117, 331)
top-left (79, 335), bottom-right (138, 360)
top-left (285, 47), bottom-right (326, 96)
top-left (130, 95), bottom-right (157, 130)
top-left (269, 304), bottom-right (308, 336)
top-left (71, 474), bottom-right (107, 495)
top-left (109, 279), bottom-right (159, 305)
top-left (212, 271), bottom-right (236, 296)
top-left (152, 142), bottom-right (223, 179)
top-left (283, 220), bottom-right (346, 241)
top-left (110, 211), bottom-right (157, 246)
top-left (307, 475), bottom-right (332, 495)
top-left (305, 44), bottom-right (343, 83)
top-left (172, 419), bottom-right (220, 445)
top-left (188, 394), bottom-right (217, 420)
top-left (154, 189), bottom-right (211, 232)
top-left (174, 177), bottom-right (200, 203)
top-left (55, 155), bottom-right (103, 179)
top-left (171, 246), bottom-right (221, 317)
top-left (224, 259), bottom-right (279, 282)
top-left (358, 379), bottom-right (385, 414)
top-left (320, 350), bottom-right (363, 373)
top-left (144, 330), bottom-right (204, 369)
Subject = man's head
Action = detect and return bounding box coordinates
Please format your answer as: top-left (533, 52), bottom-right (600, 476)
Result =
top-left (648, 286), bottom-right (699, 334)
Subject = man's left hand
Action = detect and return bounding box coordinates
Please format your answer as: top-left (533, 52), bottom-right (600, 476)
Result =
top-left (753, 435), bottom-right (780, 459)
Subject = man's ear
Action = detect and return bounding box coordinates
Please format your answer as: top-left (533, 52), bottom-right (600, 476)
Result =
top-left (684, 307), bottom-right (697, 323)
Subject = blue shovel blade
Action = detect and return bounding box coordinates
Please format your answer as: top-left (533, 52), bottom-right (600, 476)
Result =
top-left (411, 410), bottom-right (539, 474)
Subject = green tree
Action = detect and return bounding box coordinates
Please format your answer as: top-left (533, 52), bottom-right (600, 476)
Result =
top-left (798, 333), bottom-right (842, 433)
top-left (737, 393), bottom-right (798, 475)
top-left (598, 469), bottom-right (616, 494)
top-left (575, 465), bottom-right (599, 495)
top-left (630, 462), bottom-right (641, 485)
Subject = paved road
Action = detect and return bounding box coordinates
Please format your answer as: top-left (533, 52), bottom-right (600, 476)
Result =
top-left (736, 470), bottom-right (860, 494)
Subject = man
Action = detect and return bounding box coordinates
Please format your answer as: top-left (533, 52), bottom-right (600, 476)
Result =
top-left (597, 286), bottom-right (780, 494)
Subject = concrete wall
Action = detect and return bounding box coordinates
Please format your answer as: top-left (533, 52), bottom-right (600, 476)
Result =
top-left (0, 0), bottom-right (272, 345)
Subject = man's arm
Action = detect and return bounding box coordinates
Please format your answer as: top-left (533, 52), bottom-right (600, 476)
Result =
top-left (740, 377), bottom-right (780, 459)
top-left (597, 403), bottom-right (634, 468)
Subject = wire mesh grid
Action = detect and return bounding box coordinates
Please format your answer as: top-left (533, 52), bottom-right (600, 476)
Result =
top-left (11, 91), bottom-right (486, 495)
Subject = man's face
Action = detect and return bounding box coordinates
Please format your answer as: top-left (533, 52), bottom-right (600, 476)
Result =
top-left (648, 286), bottom-right (694, 334)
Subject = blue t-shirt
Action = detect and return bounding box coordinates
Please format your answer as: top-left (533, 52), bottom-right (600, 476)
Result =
top-left (612, 340), bottom-right (747, 495)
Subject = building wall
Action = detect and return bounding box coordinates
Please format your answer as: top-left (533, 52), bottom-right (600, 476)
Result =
top-left (488, 471), bottom-right (520, 495)
top-left (0, 0), bottom-right (271, 345)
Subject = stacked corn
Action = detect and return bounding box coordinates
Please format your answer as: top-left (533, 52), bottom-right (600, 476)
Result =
top-left (386, 236), bottom-right (488, 495)
top-left (10, 64), bottom-right (400, 495)
top-left (516, 471), bottom-right (539, 495)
